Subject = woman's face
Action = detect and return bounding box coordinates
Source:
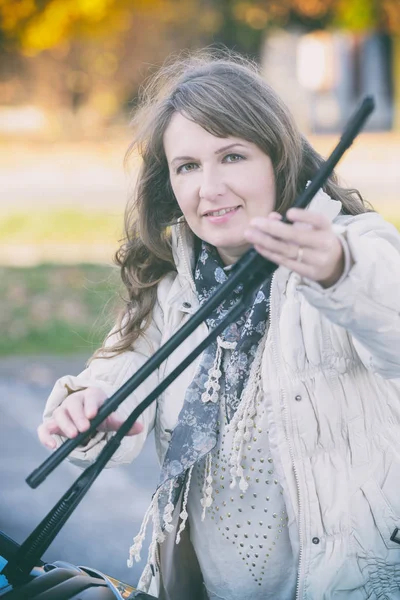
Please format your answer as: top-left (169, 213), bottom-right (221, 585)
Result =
top-left (163, 113), bottom-right (276, 265)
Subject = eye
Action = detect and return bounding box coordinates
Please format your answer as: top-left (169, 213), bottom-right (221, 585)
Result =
top-left (223, 153), bottom-right (245, 163)
top-left (176, 162), bottom-right (198, 174)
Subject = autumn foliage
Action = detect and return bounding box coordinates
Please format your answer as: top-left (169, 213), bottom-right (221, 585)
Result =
top-left (1, 0), bottom-right (399, 55)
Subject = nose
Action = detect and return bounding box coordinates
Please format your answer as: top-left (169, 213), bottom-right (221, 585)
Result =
top-left (199, 166), bottom-right (227, 202)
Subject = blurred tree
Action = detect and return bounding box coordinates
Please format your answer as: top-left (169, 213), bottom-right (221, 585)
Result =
top-left (0, 0), bottom-right (218, 132)
top-left (1, 0), bottom-right (400, 55)
top-left (0, 0), bottom-right (399, 134)
top-left (0, 0), bottom-right (214, 53)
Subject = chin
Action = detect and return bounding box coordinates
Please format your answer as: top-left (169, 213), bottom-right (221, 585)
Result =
top-left (201, 228), bottom-right (246, 247)
top-left (205, 236), bottom-right (244, 249)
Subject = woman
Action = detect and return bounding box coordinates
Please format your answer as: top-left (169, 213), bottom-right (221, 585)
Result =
top-left (38, 51), bottom-right (400, 599)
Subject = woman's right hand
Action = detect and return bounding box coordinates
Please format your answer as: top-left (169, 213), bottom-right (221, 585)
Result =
top-left (37, 386), bottom-right (143, 450)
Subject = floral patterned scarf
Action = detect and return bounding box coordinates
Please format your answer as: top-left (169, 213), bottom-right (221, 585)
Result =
top-left (159, 241), bottom-right (270, 484)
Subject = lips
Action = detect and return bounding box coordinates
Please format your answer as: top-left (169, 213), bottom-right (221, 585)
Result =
top-left (203, 206), bottom-right (240, 217)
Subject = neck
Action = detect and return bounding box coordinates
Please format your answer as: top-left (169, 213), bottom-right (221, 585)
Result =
top-left (216, 243), bottom-right (251, 266)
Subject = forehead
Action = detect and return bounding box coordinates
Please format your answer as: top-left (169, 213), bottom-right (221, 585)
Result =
top-left (163, 112), bottom-right (249, 159)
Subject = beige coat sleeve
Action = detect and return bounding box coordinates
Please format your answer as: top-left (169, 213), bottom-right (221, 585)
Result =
top-left (298, 213), bottom-right (400, 379)
top-left (43, 301), bottom-right (164, 469)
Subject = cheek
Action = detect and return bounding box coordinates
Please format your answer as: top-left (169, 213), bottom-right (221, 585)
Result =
top-left (235, 162), bottom-right (275, 199)
top-left (256, 170), bottom-right (276, 208)
top-left (243, 176), bottom-right (275, 209)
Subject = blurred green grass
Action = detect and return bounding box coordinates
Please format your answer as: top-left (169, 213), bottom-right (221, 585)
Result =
top-left (0, 209), bottom-right (121, 244)
top-left (0, 263), bottom-right (121, 356)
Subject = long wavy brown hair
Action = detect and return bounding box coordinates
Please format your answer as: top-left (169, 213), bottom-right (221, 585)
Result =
top-left (95, 48), bottom-right (370, 358)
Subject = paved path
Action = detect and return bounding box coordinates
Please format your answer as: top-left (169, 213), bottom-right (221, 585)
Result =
top-left (0, 139), bottom-right (132, 212)
top-left (0, 355), bottom-right (159, 587)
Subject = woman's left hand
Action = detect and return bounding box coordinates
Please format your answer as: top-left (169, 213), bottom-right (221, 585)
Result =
top-left (244, 207), bottom-right (344, 288)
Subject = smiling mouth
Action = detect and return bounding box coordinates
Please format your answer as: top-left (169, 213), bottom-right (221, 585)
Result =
top-left (204, 206), bottom-right (240, 217)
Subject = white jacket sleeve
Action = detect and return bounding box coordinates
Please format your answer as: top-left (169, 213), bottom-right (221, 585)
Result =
top-left (43, 295), bottom-right (165, 468)
top-left (298, 212), bottom-right (400, 379)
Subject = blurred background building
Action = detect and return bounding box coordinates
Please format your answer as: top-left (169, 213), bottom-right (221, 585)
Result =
top-left (264, 29), bottom-right (396, 132)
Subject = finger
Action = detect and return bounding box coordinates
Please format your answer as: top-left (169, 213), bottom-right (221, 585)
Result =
top-left (52, 405), bottom-right (79, 438)
top-left (248, 228), bottom-right (334, 264)
top-left (64, 395), bottom-right (91, 433)
top-left (286, 207), bottom-right (331, 230)
top-left (248, 217), bottom-right (330, 250)
top-left (83, 388), bottom-right (107, 420)
top-left (127, 421), bottom-right (143, 436)
top-left (253, 244), bottom-right (317, 279)
top-left (245, 226), bottom-right (300, 260)
top-left (37, 420), bottom-right (61, 449)
top-left (97, 413), bottom-right (143, 436)
top-left (267, 211), bottom-right (282, 221)
top-left (293, 221), bottom-right (313, 231)
top-left (96, 412), bottom-right (119, 432)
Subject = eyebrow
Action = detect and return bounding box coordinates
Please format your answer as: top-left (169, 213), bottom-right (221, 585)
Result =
top-left (170, 143), bottom-right (247, 167)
